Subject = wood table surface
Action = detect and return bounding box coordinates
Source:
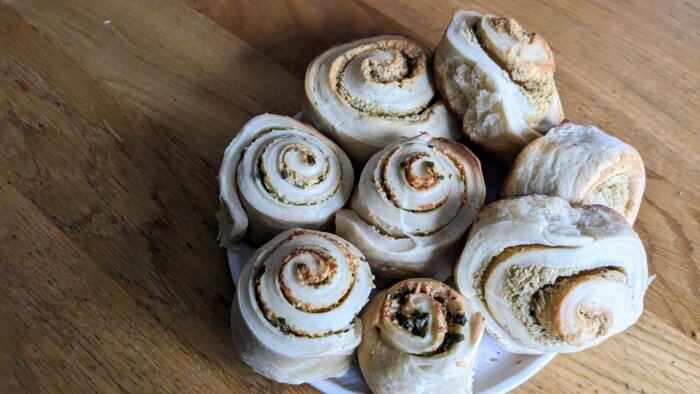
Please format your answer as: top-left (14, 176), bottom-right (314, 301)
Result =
top-left (1, 1), bottom-right (698, 392)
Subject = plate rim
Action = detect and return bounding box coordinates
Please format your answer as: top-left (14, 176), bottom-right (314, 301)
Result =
top-left (476, 351), bottom-right (556, 394)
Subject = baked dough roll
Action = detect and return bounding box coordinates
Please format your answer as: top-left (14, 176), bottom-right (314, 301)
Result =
top-left (303, 35), bottom-right (461, 162)
top-left (358, 278), bottom-right (485, 394)
top-left (502, 122), bottom-right (645, 224)
top-left (231, 229), bottom-right (373, 384)
top-left (454, 195), bottom-right (649, 354)
top-left (434, 10), bottom-right (564, 160)
top-left (218, 114), bottom-right (353, 246)
top-left (335, 133), bottom-right (485, 280)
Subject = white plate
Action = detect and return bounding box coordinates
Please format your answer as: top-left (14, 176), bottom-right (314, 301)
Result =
top-left (227, 247), bottom-right (555, 394)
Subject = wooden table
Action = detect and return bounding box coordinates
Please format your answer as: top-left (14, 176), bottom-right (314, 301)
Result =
top-left (1, 1), bottom-right (698, 392)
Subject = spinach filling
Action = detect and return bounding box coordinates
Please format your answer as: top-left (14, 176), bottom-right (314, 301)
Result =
top-left (396, 311), bottom-right (431, 337)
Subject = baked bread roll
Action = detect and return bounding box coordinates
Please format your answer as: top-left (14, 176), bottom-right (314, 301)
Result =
top-left (303, 35), bottom-right (461, 162)
top-left (434, 10), bottom-right (564, 160)
top-left (335, 133), bottom-right (485, 280)
top-left (502, 122), bottom-right (645, 224)
top-left (454, 195), bottom-right (649, 354)
top-left (231, 229), bottom-right (373, 384)
top-left (218, 114), bottom-right (353, 246)
top-left (358, 278), bottom-right (484, 394)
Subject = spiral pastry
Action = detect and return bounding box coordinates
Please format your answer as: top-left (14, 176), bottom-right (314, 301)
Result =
top-left (358, 279), bottom-right (485, 394)
top-left (231, 229), bottom-right (373, 383)
top-left (303, 35), bottom-right (461, 162)
top-left (502, 122), bottom-right (645, 224)
top-left (218, 114), bottom-right (353, 246)
top-left (454, 195), bottom-right (649, 354)
top-left (335, 133), bottom-right (485, 280)
top-left (434, 10), bottom-right (564, 161)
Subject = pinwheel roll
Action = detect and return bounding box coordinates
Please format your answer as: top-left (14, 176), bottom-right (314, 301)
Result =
top-left (335, 133), bottom-right (485, 280)
top-left (502, 122), bottom-right (645, 224)
top-left (454, 195), bottom-right (649, 354)
top-left (358, 279), bottom-right (485, 394)
top-left (434, 10), bottom-right (564, 160)
top-left (231, 229), bottom-right (373, 384)
top-left (218, 114), bottom-right (353, 246)
top-left (303, 35), bottom-right (461, 162)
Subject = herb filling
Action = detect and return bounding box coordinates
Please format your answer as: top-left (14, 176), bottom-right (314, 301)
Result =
top-left (396, 311), bottom-right (431, 337)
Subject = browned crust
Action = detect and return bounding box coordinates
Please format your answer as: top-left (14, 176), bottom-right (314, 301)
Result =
top-left (433, 22), bottom-right (550, 163)
top-left (469, 312), bottom-right (486, 347)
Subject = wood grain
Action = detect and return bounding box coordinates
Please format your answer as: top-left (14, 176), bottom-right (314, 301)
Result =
top-left (1, 0), bottom-right (698, 393)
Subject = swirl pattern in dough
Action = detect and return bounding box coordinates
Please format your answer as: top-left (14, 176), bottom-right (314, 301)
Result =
top-left (358, 278), bottom-right (485, 394)
top-left (303, 35), bottom-right (461, 162)
top-left (231, 229), bottom-right (373, 383)
top-left (502, 122), bottom-right (645, 223)
top-left (434, 10), bottom-right (564, 160)
top-left (218, 114), bottom-right (353, 246)
top-left (335, 133), bottom-right (485, 280)
top-left (454, 195), bottom-right (649, 354)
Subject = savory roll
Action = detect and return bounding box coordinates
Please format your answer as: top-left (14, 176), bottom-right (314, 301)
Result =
top-left (434, 10), bottom-right (564, 160)
top-left (218, 114), bottom-right (353, 246)
top-left (358, 278), bottom-right (485, 394)
top-left (303, 36), bottom-right (461, 162)
top-left (231, 229), bottom-right (373, 384)
top-left (335, 133), bottom-right (485, 280)
top-left (502, 122), bottom-right (645, 223)
top-left (454, 195), bottom-right (650, 354)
